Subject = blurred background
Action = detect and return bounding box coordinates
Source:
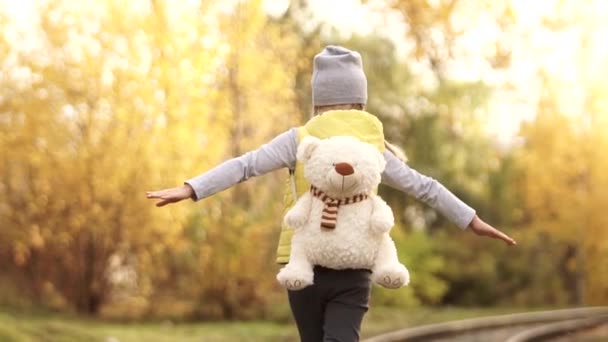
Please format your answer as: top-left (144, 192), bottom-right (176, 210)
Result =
top-left (1, 0), bottom-right (607, 340)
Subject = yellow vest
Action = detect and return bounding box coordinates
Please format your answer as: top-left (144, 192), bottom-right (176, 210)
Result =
top-left (275, 110), bottom-right (385, 263)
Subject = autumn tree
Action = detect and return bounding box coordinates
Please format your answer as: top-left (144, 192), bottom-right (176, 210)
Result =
top-left (150, 0), bottom-right (302, 319)
top-left (0, 0), bottom-right (224, 314)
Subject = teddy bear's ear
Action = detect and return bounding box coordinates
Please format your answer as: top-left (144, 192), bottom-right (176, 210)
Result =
top-left (297, 136), bottom-right (321, 162)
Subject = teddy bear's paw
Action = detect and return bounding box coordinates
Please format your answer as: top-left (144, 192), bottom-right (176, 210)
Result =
top-left (373, 264), bottom-right (410, 289)
top-left (370, 215), bottom-right (394, 233)
top-left (283, 278), bottom-right (311, 291)
top-left (276, 267), bottom-right (313, 291)
top-left (284, 212), bottom-right (307, 229)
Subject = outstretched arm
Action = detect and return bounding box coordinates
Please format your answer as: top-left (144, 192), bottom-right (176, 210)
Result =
top-left (146, 128), bottom-right (298, 206)
top-left (381, 150), bottom-right (516, 246)
top-left (381, 151), bottom-right (475, 229)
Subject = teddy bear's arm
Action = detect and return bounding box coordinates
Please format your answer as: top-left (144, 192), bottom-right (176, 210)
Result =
top-left (370, 195), bottom-right (395, 234)
top-left (284, 192), bottom-right (313, 229)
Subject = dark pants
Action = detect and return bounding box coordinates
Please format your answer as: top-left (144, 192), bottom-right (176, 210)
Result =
top-left (288, 266), bottom-right (372, 342)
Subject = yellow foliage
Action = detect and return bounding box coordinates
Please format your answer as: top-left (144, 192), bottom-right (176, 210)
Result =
top-left (0, 0), bottom-right (302, 316)
top-left (517, 91), bottom-right (608, 304)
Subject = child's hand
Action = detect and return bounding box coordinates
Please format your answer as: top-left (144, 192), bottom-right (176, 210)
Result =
top-left (469, 216), bottom-right (517, 246)
top-left (146, 184), bottom-right (194, 207)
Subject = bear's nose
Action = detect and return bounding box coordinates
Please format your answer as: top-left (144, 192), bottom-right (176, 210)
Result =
top-left (335, 162), bottom-right (354, 176)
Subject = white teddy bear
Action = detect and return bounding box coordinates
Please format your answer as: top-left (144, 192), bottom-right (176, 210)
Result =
top-left (277, 135), bottom-right (410, 290)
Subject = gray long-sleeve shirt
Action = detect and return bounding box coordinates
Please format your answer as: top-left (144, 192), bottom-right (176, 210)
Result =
top-left (186, 128), bottom-right (476, 229)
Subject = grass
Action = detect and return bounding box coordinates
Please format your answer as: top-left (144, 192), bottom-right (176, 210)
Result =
top-left (0, 308), bottom-right (296, 342)
top-left (0, 305), bottom-right (534, 342)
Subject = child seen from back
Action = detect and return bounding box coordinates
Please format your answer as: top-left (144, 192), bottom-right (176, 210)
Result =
top-left (147, 45), bottom-right (516, 342)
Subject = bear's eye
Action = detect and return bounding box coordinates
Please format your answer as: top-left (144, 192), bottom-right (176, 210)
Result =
top-left (331, 162), bottom-right (336, 167)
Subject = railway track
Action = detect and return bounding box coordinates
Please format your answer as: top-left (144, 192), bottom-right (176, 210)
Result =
top-left (362, 307), bottom-right (608, 342)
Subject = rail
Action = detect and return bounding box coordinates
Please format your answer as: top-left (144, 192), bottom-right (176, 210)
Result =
top-left (362, 307), bottom-right (608, 342)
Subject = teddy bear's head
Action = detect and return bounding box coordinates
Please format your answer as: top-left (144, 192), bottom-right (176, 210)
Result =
top-left (297, 136), bottom-right (386, 199)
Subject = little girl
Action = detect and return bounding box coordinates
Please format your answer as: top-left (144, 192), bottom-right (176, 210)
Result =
top-left (147, 45), bottom-right (516, 342)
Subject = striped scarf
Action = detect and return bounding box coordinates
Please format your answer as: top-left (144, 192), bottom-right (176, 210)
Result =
top-left (310, 185), bottom-right (368, 229)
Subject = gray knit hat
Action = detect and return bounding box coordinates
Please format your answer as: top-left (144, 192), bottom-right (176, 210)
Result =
top-left (312, 45), bottom-right (367, 107)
